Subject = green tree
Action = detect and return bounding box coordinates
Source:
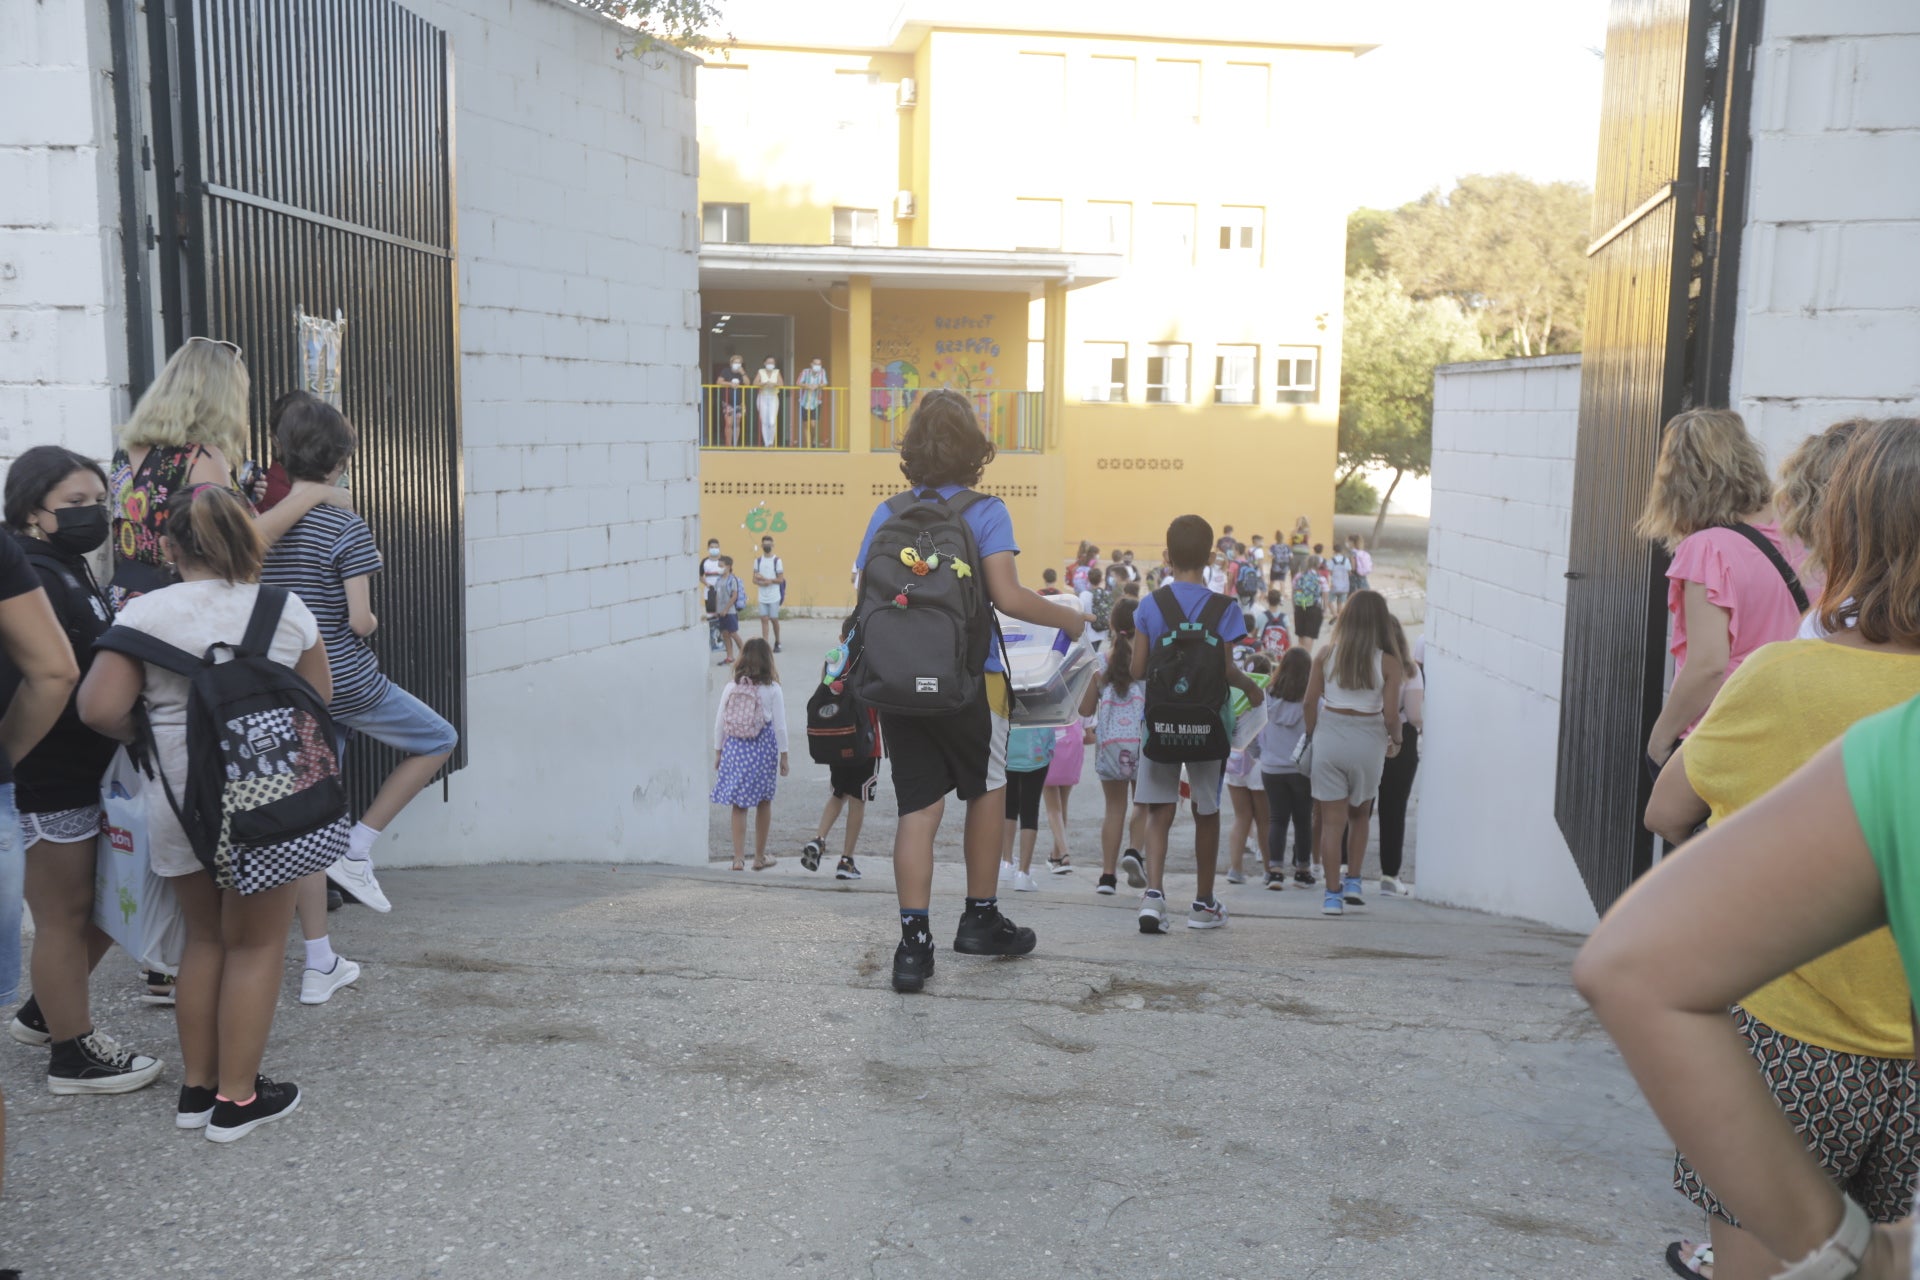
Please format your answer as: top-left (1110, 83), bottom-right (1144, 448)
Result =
top-left (569, 0), bottom-right (727, 52)
top-left (1345, 207), bottom-right (1393, 278)
top-left (1374, 173), bottom-right (1590, 357)
top-left (1340, 272), bottom-right (1483, 540)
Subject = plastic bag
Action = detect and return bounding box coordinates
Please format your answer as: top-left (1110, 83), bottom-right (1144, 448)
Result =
top-left (92, 748), bottom-right (185, 975)
top-left (1000, 614), bottom-right (1098, 729)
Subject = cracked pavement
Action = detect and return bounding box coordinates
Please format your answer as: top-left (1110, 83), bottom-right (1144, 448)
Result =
top-left (0, 621), bottom-right (1693, 1278)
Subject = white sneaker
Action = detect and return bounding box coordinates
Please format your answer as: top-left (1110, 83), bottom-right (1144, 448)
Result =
top-left (1012, 870), bottom-right (1039, 892)
top-left (300, 957), bottom-right (362, 1005)
top-left (325, 856), bottom-right (391, 913)
top-left (999, 861), bottom-right (1015, 884)
top-left (1137, 893), bottom-right (1169, 934)
top-left (1379, 876), bottom-right (1411, 898)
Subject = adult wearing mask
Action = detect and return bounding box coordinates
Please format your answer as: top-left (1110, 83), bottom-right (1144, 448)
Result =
top-left (717, 356), bottom-right (747, 447)
top-left (700, 537), bottom-right (727, 654)
top-left (3, 449), bottom-right (160, 1093)
top-left (755, 357), bottom-right (783, 447)
top-left (797, 356), bottom-right (828, 447)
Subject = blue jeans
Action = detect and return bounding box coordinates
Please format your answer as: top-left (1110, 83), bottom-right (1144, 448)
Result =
top-left (337, 684), bottom-right (459, 757)
top-left (0, 783), bottom-right (22, 1005)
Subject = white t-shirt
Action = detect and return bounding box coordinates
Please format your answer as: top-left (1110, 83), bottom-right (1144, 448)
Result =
top-left (1203, 565), bottom-right (1228, 595)
top-left (753, 555), bottom-right (784, 605)
top-left (1797, 600), bottom-right (1855, 640)
top-left (712, 681), bottom-right (789, 752)
top-left (700, 554), bottom-right (726, 590)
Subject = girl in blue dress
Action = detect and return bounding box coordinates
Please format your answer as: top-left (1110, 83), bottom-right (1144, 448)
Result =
top-left (712, 638), bottom-right (788, 870)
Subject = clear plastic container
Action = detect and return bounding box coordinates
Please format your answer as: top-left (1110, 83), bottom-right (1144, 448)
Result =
top-left (1228, 673), bottom-right (1270, 750)
top-left (999, 614), bottom-right (1099, 729)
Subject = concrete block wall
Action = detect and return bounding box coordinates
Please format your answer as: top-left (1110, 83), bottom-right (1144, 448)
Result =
top-left (1731, 5), bottom-right (1920, 458)
top-left (1416, 356), bottom-right (1597, 933)
top-left (380, 0), bottom-right (706, 868)
top-left (0, 1), bottom-right (126, 461)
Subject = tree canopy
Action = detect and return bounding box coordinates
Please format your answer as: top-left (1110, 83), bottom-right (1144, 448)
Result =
top-left (570, 0), bottom-right (726, 52)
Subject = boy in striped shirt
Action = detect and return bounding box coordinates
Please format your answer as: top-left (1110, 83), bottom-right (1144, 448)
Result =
top-left (262, 399), bottom-right (459, 923)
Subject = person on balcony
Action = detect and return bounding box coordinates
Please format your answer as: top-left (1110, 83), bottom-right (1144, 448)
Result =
top-left (717, 356), bottom-right (747, 447)
top-left (755, 357), bottom-right (783, 448)
top-left (798, 357), bottom-right (827, 448)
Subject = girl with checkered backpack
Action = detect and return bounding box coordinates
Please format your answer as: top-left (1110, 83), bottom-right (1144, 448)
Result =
top-left (79, 485), bottom-right (333, 1143)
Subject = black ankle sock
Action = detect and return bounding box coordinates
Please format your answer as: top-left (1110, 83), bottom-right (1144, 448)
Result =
top-left (963, 896), bottom-right (998, 915)
top-left (900, 910), bottom-right (931, 946)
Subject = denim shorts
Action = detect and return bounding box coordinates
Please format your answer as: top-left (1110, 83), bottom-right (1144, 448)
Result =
top-left (337, 683), bottom-right (459, 757)
top-left (0, 783), bottom-right (22, 1005)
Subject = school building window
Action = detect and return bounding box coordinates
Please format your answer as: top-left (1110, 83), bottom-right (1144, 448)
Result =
top-left (702, 203), bottom-right (749, 244)
top-left (1082, 342), bottom-right (1128, 402)
top-left (1221, 62), bottom-right (1270, 129)
top-left (1147, 202), bottom-right (1196, 266)
top-left (832, 207), bottom-right (879, 246)
top-left (1217, 207), bottom-right (1263, 261)
top-left (1274, 345), bottom-right (1320, 404)
top-left (1085, 55), bottom-right (1136, 121)
top-left (832, 70), bottom-right (879, 129)
top-left (1081, 201), bottom-right (1132, 257)
top-left (1148, 58), bottom-right (1201, 126)
top-left (1014, 198), bottom-right (1064, 250)
top-left (1145, 343), bottom-right (1189, 404)
top-left (1214, 345), bottom-right (1258, 405)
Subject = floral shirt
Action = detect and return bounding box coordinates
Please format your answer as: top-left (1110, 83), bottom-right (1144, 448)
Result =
top-left (109, 445), bottom-right (203, 612)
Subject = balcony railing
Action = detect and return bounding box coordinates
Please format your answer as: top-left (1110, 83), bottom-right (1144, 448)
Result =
top-left (869, 388), bottom-right (1044, 454)
top-left (701, 385), bottom-right (850, 450)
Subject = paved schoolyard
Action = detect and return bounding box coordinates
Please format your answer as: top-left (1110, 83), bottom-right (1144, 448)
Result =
top-left (0, 620), bottom-right (1699, 1279)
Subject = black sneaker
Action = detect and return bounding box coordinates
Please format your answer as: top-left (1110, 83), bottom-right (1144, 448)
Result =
top-left (800, 839), bottom-right (825, 872)
top-left (1293, 868), bottom-right (1316, 888)
top-left (835, 856), bottom-right (862, 881)
top-left (892, 939), bottom-right (934, 993)
top-left (205, 1078), bottom-right (301, 1143)
top-left (1095, 873), bottom-right (1117, 895)
top-left (1119, 849), bottom-right (1146, 889)
top-left (1265, 870), bottom-right (1286, 891)
top-left (48, 1030), bottom-right (163, 1096)
top-left (953, 906), bottom-right (1037, 956)
top-left (9, 995), bottom-right (49, 1046)
top-left (141, 971), bottom-right (176, 1006)
top-left (177, 1083), bottom-right (219, 1129)
top-left (327, 886), bottom-right (345, 911)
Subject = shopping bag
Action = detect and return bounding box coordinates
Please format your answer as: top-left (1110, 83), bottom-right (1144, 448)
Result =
top-left (92, 748), bottom-right (185, 974)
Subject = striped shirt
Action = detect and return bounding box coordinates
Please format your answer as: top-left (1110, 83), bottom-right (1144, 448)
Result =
top-left (261, 503), bottom-right (389, 717)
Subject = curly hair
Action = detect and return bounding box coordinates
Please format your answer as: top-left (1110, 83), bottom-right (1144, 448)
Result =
top-left (1815, 418), bottom-right (1920, 645)
top-left (119, 338), bottom-right (251, 466)
top-left (1635, 409), bottom-right (1772, 550)
top-left (897, 389), bottom-right (995, 489)
top-left (1775, 418), bottom-right (1870, 566)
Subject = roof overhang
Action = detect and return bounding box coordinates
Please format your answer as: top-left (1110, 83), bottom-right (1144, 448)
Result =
top-left (698, 243), bottom-right (1124, 297)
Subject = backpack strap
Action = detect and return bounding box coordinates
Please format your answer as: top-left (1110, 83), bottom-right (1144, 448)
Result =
top-left (1716, 523), bottom-right (1810, 614)
top-left (1195, 591), bottom-right (1233, 635)
top-left (92, 624), bottom-right (201, 678)
top-left (1150, 585), bottom-right (1184, 632)
top-left (241, 585), bottom-right (291, 658)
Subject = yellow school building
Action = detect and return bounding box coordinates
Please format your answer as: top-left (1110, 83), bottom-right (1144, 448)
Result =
top-left (695, 9), bottom-right (1369, 608)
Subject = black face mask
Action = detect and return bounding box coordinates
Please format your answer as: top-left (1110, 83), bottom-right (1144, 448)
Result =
top-left (47, 505), bottom-right (109, 556)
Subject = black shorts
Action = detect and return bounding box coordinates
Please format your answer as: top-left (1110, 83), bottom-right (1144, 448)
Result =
top-left (1293, 605), bottom-right (1324, 639)
top-left (1003, 766), bottom-right (1048, 830)
top-left (829, 757), bottom-right (880, 802)
top-left (881, 674), bottom-right (1011, 817)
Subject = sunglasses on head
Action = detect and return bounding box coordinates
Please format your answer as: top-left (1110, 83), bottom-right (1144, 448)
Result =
top-left (185, 335), bottom-right (245, 361)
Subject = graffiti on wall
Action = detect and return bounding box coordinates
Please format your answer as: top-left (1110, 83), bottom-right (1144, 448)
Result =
top-left (872, 309), bottom-right (1011, 437)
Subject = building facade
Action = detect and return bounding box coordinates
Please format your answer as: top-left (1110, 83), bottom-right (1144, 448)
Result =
top-left (695, 11), bottom-right (1368, 607)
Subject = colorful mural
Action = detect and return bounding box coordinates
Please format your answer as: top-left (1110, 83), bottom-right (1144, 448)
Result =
top-left (869, 292), bottom-right (1028, 440)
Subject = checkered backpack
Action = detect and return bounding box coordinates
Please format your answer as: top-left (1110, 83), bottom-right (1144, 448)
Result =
top-left (95, 586), bottom-right (350, 895)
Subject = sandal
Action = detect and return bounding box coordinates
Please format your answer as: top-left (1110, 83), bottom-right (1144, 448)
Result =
top-left (1665, 1240), bottom-right (1712, 1279)
top-left (752, 854), bottom-right (777, 871)
top-left (730, 861), bottom-right (746, 871)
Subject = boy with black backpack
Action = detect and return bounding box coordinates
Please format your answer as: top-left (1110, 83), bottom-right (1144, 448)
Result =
top-left (849, 389), bottom-right (1086, 993)
top-left (1127, 514), bottom-right (1266, 934)
top-left (801, 616), bottom-right (880, 881)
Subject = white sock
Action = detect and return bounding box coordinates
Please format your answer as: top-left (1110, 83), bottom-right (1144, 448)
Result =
top-left (305, 936), bottom-right (337, 973)
top-left (347, 822), bottom-right (380, 861)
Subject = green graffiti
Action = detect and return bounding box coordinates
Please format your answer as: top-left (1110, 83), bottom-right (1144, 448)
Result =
top-left (770, 511), bottom-right (787, 533)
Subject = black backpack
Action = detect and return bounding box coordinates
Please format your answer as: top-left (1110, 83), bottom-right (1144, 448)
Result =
top-left (1141, 585), bottom-right (1233, 763)
top-left (806, 674), bottom-right (876, 765)
top-left (94, 587), bottom-right (351, 894)
top-left (850, 489), bottom-right (999, 716)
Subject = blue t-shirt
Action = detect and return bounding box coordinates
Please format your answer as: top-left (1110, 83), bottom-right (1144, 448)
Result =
top-left (856, 485), bottom-right (1019, 674)
top-left (1134, 580), bottom-right (1248, 649)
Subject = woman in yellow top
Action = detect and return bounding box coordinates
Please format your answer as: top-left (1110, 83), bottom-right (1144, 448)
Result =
top-left (1644, 416), bottom-right (1920, 1280)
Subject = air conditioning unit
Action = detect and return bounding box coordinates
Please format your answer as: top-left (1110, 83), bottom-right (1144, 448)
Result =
top-left (894, 190), bottom-right (917, 219)
top-left (896, 77), bottom-right (918, 108)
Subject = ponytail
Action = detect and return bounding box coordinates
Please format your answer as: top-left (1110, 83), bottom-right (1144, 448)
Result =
top-left (164, 484), bottom-right (263, 583)
top-left (1104, 597), bottom-right (1138, 696)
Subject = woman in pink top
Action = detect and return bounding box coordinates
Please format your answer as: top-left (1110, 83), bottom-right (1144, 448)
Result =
top-left (1639, 409), bottom-right (1810, 768)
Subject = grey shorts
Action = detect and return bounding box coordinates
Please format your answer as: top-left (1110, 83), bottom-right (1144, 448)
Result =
top-left (1134, 757), bottom-right (1225, 816)
top-left (1310, 712), bottom-right (1388, 805)
top-left (756, 601), bottom-right (780, 619)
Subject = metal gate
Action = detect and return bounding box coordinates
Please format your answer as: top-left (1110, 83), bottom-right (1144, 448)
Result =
top-left (127, 0), bottom-right (468, 800)
top-left (1555, 0), bottom-right (1759, 912)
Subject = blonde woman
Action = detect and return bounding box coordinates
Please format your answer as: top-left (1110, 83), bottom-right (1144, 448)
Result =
top-left (1303, 590), bottom-right (1404, 916)
top-left (1775, 418), bottom-right (1868, 641)
top-left (109, 337), bottom-right (346, 612)
top-left (1638, 410), bottom-right (1808, 770)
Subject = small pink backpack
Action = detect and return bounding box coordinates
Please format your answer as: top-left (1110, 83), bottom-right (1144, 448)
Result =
top-left (721, 681), bottom-right (765, 739)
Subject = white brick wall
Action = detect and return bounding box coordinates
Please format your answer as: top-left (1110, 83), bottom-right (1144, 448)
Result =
top-left (1731, 6), bottom-right (1920, 460)
top-left (0, 1), bottom-right (126, 461)
top-left (1416, 356), bottom-right (1598, 933)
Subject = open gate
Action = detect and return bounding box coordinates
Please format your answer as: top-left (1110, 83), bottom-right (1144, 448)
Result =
top-left (120, 0), bottom-right (468, 803)
top-left (1555, 0), bottom-right (1760, 912)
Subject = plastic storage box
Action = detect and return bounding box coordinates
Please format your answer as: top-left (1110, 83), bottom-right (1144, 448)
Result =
top-left (1229, 673), bottom-right (1269, 750)
top-left (999, 614), bottom-right (1098, 729)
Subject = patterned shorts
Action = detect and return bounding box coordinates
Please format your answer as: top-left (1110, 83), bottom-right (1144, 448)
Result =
top-left (1674, 1006), bottom-right (1919, 1224)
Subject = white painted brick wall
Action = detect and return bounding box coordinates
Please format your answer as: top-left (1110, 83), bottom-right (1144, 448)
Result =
top-left (1731, 7), bottom-right (1920, 461)
top-left (0, 1), bottom-right (125, 464)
